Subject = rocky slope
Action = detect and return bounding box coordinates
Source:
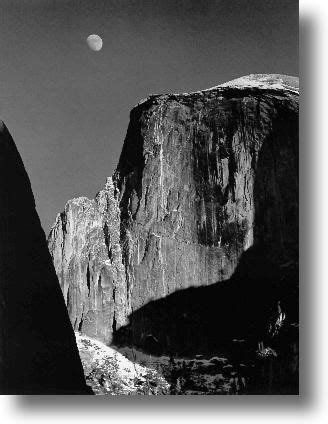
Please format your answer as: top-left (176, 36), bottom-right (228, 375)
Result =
top-left (0, 121), bottom-right (90, 394)
top-left (48, 75), bottom-right (299, 360)
top-left (77, 333), bottom-right (169, 395)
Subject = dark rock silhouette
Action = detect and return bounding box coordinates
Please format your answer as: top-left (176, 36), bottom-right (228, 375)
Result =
top-left (0, 121), bottom-right (90, 394)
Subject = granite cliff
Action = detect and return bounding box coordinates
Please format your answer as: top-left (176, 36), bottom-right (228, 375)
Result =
top-left (48, 75), bottom-right (299, 358)
top-left (0, 121), bottom-right (90, 394)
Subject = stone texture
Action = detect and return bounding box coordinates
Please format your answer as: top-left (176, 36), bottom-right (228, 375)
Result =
top-left (48, 178), bottom-right (127, 344)
top-left (0, 121), bottom-right (90, 394)
top-left (48, 75), bottom-right (299, 353)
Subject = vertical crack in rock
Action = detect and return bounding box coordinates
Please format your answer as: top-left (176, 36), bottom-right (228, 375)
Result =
top-left (86, 264), bottom-right (91, 296)
top-left (112, 287), bottom-right (117, 333)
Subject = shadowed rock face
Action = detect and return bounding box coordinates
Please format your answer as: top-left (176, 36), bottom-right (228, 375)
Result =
top-left (48, 75), bottom-right (299, 355)
top-left (0, 122), bottom-right (90, 394)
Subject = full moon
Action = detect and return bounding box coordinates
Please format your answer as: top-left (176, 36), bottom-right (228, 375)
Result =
top-left (86, 34), bottom-right (103, 51)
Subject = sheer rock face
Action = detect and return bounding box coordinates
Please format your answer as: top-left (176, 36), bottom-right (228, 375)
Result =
top-left (0, 121), bottom-right (90, 394)
top-left (49, 75), bottom-right (299, 349)
top-left (48, 178), bottom-right (127, 344)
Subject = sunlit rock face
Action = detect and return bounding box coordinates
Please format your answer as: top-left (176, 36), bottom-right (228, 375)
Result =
top-left (0, 121), bottom-right (90, 394)
top-left (48, 178), bottom-right (128, 344)
top-left (49, 75), bottom-right (299, 350)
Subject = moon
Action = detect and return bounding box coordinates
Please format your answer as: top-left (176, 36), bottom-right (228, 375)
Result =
top-left (86, 34), bottom-right (103, 52)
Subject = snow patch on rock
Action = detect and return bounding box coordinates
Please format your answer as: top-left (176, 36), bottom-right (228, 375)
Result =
top-left (206, 74), bottom-right (299, 93)
top-left (76, 333), bottom-right (170, 395)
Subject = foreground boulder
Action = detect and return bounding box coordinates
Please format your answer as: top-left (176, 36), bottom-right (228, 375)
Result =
top-left (49, 75), bottom-right (299, 359)
top-left (0, 121), bottom-right (90, 394)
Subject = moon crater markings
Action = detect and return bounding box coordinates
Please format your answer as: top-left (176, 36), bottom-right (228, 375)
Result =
top-left (86, 34), bottom-right (103, 51)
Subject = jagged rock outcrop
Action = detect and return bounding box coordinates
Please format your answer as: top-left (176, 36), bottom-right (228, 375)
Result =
top-left (49, 75), bottom-right (299, 354)
top-left (48, 178), bottom-right (128, 343)
top-left (0, 121), bottom-right (90, 394)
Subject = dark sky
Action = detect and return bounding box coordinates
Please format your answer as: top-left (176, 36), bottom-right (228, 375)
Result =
top-left (0, 0), bottom-right (298, 233)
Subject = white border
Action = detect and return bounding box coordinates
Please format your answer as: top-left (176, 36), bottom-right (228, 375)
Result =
top-left (1, 1), bottom-right (326, 423)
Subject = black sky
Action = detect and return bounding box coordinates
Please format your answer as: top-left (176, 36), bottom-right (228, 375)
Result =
top-left (0, 0), bottom-right (298, 232)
